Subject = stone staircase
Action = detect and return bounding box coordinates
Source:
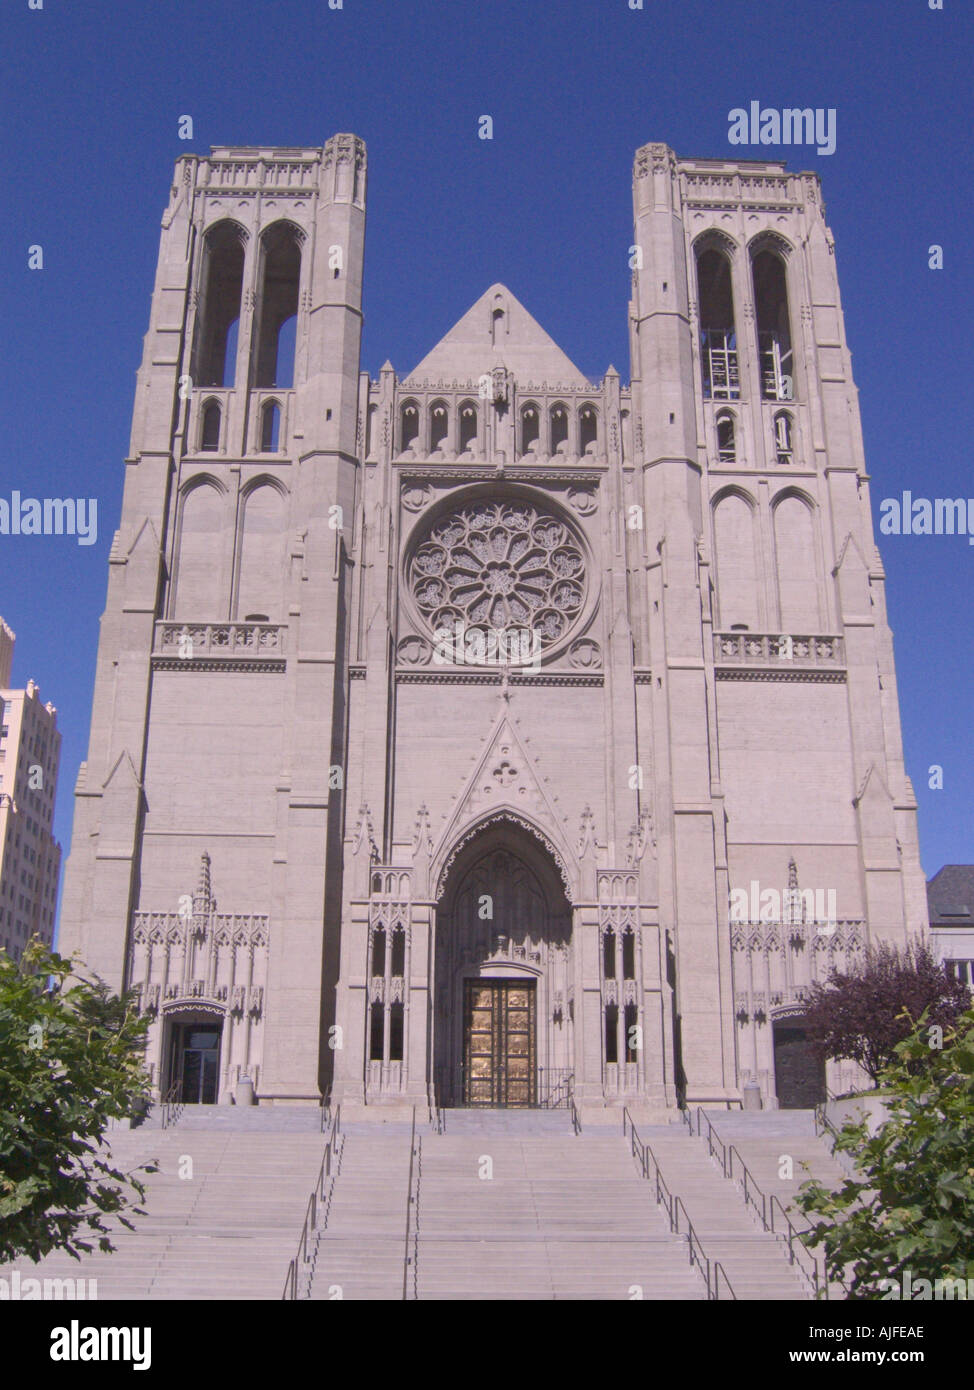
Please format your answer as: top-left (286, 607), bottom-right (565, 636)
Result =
top-left (309, 1109), bottom-right (706, 1300)
top-left (636, 1108), bottom-right (850, 1299)
top-left (14, 1105), bottom-right (852, 1302)
top-left (697, 1108), bottom-right (849, 1218)
top-left (693, 1108), bottom-right (852, 1296)
top-left (19, 1112), bottom-right (327, 1299)
top-left (306, 1123), bottom-right (414, 1300)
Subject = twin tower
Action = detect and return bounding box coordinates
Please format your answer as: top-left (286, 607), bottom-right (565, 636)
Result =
top-left (59, 136), bottom-right (927, 1117)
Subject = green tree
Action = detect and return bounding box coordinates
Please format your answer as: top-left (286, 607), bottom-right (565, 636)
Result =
top-left (0, 940), bottom-right (156, 1263)
top-left (794, 1005), bottom-right (974, 1297)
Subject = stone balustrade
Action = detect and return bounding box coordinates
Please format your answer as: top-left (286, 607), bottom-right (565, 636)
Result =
top-left (713, 632), bottom-right (844, 668)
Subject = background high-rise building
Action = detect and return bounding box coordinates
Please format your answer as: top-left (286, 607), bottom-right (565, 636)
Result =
top-left (0, 618), bottom-right (62, 959)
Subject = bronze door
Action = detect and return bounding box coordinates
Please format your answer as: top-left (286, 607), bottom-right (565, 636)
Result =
top-left (463, 979), bottom-right (537, 1107)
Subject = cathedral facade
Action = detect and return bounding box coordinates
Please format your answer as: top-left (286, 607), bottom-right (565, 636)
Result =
top-left (59, 136), bottom-right (928, 1116)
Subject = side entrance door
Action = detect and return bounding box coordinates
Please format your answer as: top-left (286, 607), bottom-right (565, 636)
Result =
top-left (170, 1023), bottom-right (222, 1104)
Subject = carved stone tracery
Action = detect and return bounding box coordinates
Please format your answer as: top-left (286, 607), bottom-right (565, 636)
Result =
top-left (408, 499), bottom-right (587, 654)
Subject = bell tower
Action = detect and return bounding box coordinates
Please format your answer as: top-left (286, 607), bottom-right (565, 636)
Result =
top-left (59, 137), bottom-right (367, 1104)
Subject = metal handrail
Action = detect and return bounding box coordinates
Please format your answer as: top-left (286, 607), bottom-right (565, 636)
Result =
top-left (281, 1105), bottom-right (342, 1300)
top-left (431, 1093), bottom-right (444, 1134)
top-left (538, 1068), bottom-right (575, 1110)
top-left (768, 1193), bottom-right (828, 1298)
top-left (692, 1105), bottom-right (830, 1299)
top-left (622, 1108), bottom-right (736, 1300)
top-left (712, 1261), bottom-right (736, 1300)
top-left (160, 1080), bottom-right (185, 1130)
top-left (402, 1106), bottom-right (417, 1301)
top-left (690, 1107), bottom-right (769, 1230)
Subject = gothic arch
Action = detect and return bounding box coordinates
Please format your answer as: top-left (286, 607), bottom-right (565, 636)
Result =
top-left (193, 220), bottom-right (247, 389)
top-left (457, 398), bottom-right (479, 454)
top-left (428, 397), bottom-right (450, 451)
top-left (711, 482), bottom-right (756, 511)
top-left (399, 397), bottom-right (420, 452)
top-left (771, 489), bottom-right (822, 630)
top-left (691, 227), bottom-right (739, 259)
top-left (432, 815), bottom-right (575, 1107)
top-left (252, 221), bottom-right (303, 390)
top-left (172, 476), bottom-right (228, 620)
top-left (199, 397), bottom-right (222, 451)
top-left (711, 487), bottom-right (760, 630)
top-left (519, 399), bottom-right (541, 455)
top-left (771, 482), bottom-right (816, 512)
top-left (234, 478), bottom-right (288, 621)
top-left (201, 216), bottom-right (249, 247)
top-left (434, 809), bottom-right (575, 903)
top-left (746, 228), bottom-right (796, 260)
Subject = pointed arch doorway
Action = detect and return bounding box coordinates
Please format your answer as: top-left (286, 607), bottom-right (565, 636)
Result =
top-left (433, 819), bottom-right (574, 1108)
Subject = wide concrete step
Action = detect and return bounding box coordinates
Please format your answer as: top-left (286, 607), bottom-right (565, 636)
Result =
top-left (626, 1126), bottom-right (812, 1298)
top-left (18, 1126), bottom-right (329, 1300)
top-left (308, 1124), bottom-right (709, 1300)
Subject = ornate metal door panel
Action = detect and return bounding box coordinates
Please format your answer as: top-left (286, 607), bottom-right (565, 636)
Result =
top-left (463, 979), bottom-right (537, 1106)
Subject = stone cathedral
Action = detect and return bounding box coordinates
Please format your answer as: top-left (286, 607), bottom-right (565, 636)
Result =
top-left (59, 136), bottom-right (929, 1119)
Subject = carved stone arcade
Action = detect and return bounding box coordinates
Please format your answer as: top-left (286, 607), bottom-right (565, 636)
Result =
top-left (127, 853), bottom-right (268, 1100)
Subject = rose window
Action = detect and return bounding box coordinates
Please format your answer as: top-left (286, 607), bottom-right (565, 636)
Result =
top-left (408, 500), bottom-right (587, 651)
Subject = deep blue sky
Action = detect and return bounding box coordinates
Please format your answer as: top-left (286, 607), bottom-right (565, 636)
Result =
top-left (1, 0), bottom-right (971, 932)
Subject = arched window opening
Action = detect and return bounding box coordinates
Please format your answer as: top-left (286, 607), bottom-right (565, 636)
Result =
top-left (697, 247), bottom-right (739, 400)
top-left (429, 401), bottom-right (449, 451)
top-left (254, 224), bottom-right (301, 389)
top-left (201, 400), bottom-right (221, 452)
top-left (389, 1003), bottom-right (404, 1062)
top-left (260, 401), bottom-right (281, 453)
top-left (369, 1001), bottom-right (384, 1061)
top-left (390, 927), bottom-right (405, 978)
top-left (196, 223), bottom-right (245, 388)
top-left (603, 928), bottom-right (617, 979)
top-left (605, 1004), bottom-right (619, 1065)
top-left (520, 405), bottom-right (539, 454)
top-left (400, 402), bottom-right (419, 451)
top-left (274, 314), bottom-right (296, 390)
top-left (622, 929), bottom-right (636, 980)
top-left (624, 1004), bottom-right (639, 1063)
top-left (752, 249), bottom-right (794, 401)
top-left (459, 403), bottom-right (478, 453)
top-left (774, 411), bottom-right (794, 465)
top-left (579, 405), bottom-right (598, 455)
top-left (371, 927), bottom-right (386, 979)
top-left (716, 411), bottom-right (736, 463)
top-left (550, 405), bottom-right (568, 453)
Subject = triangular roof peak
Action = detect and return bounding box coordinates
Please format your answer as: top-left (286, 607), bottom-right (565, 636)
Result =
top-left (408, 283), bottom-right (591, 388)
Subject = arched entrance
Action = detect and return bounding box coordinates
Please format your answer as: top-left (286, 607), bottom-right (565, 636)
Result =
top-left (164, 1007), bottom-right (226, 1104)
top-left (433, 822), bottom-right (573, 1108)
